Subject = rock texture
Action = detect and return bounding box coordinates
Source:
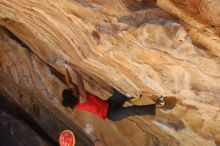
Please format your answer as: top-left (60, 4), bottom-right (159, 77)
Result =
top-left (0, 28), bottom-right (93, 146)
top-left (0, 109), bottom-right (52, 146)
top-left (0, 0), bottom-right (220, 146)
top-left (157, 0), bottom-right (220, 57)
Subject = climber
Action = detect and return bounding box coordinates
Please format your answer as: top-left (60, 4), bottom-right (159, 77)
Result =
top-left (61, 65), bottom-right (161, 121)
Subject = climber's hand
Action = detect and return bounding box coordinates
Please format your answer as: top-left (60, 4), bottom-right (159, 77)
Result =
top-left (62, 62), bottom-right (68, 68)
top-left (56, 58), bottom-right (68, 68)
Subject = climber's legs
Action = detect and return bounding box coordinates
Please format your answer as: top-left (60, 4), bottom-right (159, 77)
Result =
top-left (106, 103), bottom-right (156, 121)
top-left (106, 89), bottom-right (156, 121)
top-left (107, 89), bottom-right (129, 107)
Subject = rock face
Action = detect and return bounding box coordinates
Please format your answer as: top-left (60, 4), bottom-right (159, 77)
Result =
top-left (0, 0), bottom-right (219, 146)
top-left (0, 28), bottom-right (93, 146)
top-left (0, 109), bottom-right (52, 146)
top-left (157, 0), bottom-right (220, 60)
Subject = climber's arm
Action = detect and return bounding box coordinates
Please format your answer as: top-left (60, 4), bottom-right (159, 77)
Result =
top-left (65, 68), bottom-right (74, 88)
top-left (65, 67), bottom-right (79, 96)
top-left (66, 66), bottom-right (87, 103)
top-left (76, 72), bottom-right (87, 103)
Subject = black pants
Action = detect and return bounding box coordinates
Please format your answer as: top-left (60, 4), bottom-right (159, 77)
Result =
top-left (106, 90), bottom-right (156, 121)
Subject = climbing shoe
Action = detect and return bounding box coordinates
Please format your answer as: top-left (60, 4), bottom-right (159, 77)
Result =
top-left (156, 96), bottom-right (165, 107)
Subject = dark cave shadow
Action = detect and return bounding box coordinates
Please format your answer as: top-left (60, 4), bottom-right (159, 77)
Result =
top-left (0, 94), bottom-right (59, 146)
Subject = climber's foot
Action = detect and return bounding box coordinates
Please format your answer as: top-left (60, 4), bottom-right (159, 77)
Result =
top-left (128, 96), bottom-right (140, 104)
top-left (156, 96), bottom-right (177, 111)
top-left (156, 96), bottom-right (165, 107)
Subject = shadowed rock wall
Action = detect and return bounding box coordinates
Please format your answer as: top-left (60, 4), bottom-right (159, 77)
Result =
top-left (0, 28), bottom-right (93, 146)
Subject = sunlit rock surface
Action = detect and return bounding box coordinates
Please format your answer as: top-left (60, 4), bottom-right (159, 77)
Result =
top-left (0, 0), bottom-right (219, 146)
